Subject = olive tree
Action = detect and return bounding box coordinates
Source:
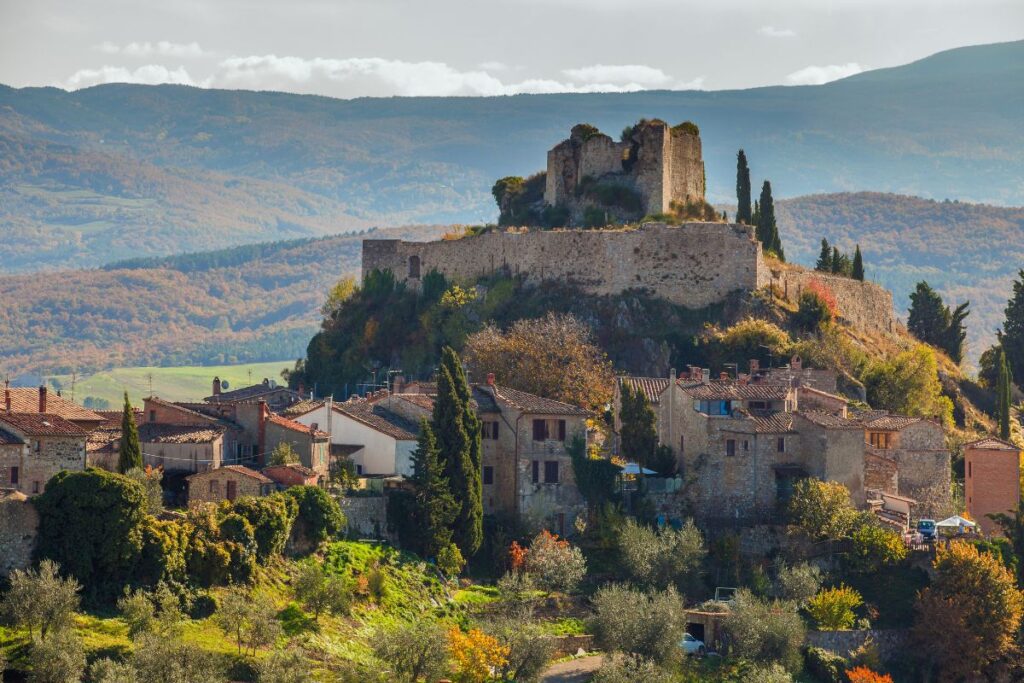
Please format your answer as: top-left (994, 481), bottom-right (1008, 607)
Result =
top-left (590, 584), bottom-right (687, 664)
top-left (3, 559), bottom-right (80, 638)
top-left (617, 518), bottom-right (705, 595)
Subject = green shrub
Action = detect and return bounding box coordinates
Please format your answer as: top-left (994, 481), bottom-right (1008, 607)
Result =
top-left (804, 646), bottom-right (847, 683)
top-left (590, 584), bottom-right (687, 663)
top-left (285, 485), bottom-right (346, 549)
top-left (725, 590), bottom-right (805, 672)
top-left (807, 585), bottom-right (863, 630)
top-left (673, 121), bottom-right (700, 136)
top-left (228, 494), bottom-right (296, 560)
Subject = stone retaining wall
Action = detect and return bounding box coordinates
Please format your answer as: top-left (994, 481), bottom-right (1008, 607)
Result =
top-left (0, 494), bottom-right (38, 577)
top-left (806, 629), bottom-right (909, 662)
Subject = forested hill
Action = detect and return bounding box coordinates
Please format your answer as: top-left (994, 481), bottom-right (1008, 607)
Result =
top-left (0, 225), bottom-right (445, 379)
top-left (777, 193), bottom-right (1024, 363)
top-left (1, 40), bottom-right (1022, 272)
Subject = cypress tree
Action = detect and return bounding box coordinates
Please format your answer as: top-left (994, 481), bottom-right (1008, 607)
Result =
top-left (756, 181), bottom-right (782, 259)
top-left (943, 302), bottom-right (970, 365)
top-left (908, 282), bottom-right (951, 350)
top-left (816, 239), bottom-right (832, 272)
top-left (432, 347), bottom-right (482, 557)
top-left (852, 245), bottom-right (864, 281)
top-left (117, 391), bottom-right (142, 473)
top-left (619, 384), bottom-right (658, 467)
top-left (997, 348), bottom-right (1013, 440)
top-left (410, 418), bottom-right (458, 558)
top-left (751, 200), bottom-right (760, 228)
top-left (735, 150), bottom-right (752, 224)
top-left (1000, 269), bottom-right (1024, 390)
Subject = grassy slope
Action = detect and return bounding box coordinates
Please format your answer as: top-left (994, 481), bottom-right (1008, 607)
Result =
top-left (49, 360), bottom-right (295, 407)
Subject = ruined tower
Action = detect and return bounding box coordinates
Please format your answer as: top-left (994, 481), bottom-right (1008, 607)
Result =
top-left (543, 119), bottom-right (705, 223)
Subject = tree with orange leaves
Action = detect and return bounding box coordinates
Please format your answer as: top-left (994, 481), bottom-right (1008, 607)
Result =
top-left (448, 626), bottom-right (509, 683)
top-left (911, 541), bottom-right (1024, 681)
top-left (846, 667), bottom-right (893, 683)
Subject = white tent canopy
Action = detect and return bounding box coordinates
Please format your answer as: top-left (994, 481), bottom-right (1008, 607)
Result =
top-left (620, 462), bottom-right (657, 475)
top-left (936, 515), bottom-right (977, 528)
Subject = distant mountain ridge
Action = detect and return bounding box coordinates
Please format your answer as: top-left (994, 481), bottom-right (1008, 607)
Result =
top-left (0, 40), bottom-right (1022, 272)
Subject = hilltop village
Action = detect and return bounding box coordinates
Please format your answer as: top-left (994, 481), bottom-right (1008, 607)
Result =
top-left (2, 119), bottom-right (1024, 683)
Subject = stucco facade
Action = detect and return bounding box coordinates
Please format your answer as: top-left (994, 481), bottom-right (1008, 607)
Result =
top-left (964, 438), bottom-right (1022, 535)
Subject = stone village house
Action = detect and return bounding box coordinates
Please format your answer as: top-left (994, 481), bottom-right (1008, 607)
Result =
top-left (294, 375), bottom-right (592, 536)
top-left (615, 358), bottom-right (951, 522)
top-left (186, 465), bottom-right (275, 506)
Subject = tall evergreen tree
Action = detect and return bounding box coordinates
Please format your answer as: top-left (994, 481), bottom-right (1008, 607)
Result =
top-left (999, 269), bottom-right (1024, 391)
top-left (751, 200), bottom-right (760, 228)
top-left (943, 302), bottom-right (970, 364)
top-left (432, 347), bottom-right (482, 557)
top-left (816, 239), bottom-right (832, 272)
top-left (735, 150), bottom-right (752, 225)
top-left (117, 391), bottom-right (142, 473)
top-left (409, 419), bottom-right (458, 558)
top-left (997, 348), bottom-right (1013, 440)
top-left (619, 384), bottom-right (658, 467)
top-left (908, 282), bottom-right (950, 349)
top-left (756, 181), bottom-right (783, 260)
top-left (852, 245), bottom-right (864, 281)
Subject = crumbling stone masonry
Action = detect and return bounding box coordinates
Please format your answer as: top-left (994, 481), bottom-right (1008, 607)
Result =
top-left (0, 491), bottom-right (38, 577)
top-left (363, 222), bottom-right (899, 336)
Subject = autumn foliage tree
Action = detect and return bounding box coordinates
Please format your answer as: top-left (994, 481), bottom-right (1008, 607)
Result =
top-left (912, 541), bottom-right (1024, 681)
top-left (463, 312), bottom-right (613, 410)
top-left (448, 627), bottom-right (510, 683)
top-left (846, 668), bottom-right (893, 683)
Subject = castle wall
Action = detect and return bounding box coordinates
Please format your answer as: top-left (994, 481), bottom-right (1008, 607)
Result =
top-left (771, 267), bottom-right (898, 336)
top-left (579, 135), bottom-right (627, 180)
top-left (668, 129), bottom-right (705, 205)
top-left (632, 124), bottom-right (670, 215)
top-left (363, 222), bottom-right (767, 310)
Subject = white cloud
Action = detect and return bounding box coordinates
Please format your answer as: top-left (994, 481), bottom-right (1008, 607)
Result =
top-left (757, 25), bottom-right (797, 38)
top-left (64, 64), bottom-right (195, 89)
top-left (785, 62), bottom-right (863, 85)
top-left (478, 61), bottom-right (512, 72)
top-left (61, 54), bottom-right (706, 96)
top-left (93, 41), bottom-right (207, 58)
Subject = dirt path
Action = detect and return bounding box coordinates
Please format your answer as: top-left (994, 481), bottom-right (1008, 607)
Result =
top-left (541, 655), bottom-right (603, 683)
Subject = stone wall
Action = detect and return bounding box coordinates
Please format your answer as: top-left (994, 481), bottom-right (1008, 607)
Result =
top-left (364, 222), bottom-right (766, 310)
top-left (342, 495), bottom-right (391, 540)
top-left (0, 493), bottom-right (38, 577)
top-left (771, 267), bottom-right (898, 336)
top-left (805, 629), bottom-right (909, 662)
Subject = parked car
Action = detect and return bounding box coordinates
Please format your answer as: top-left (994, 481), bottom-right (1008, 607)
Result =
top-left (680, 632), bottom-right (707, 657)
top-left (917, 519), bottom-right (937, 542)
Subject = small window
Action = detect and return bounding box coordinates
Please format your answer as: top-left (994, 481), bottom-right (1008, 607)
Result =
top-left (32, 481), bottom-right (40, 494)
top-left (743, 440), bottom-right (749, 452)
top-left (531, 460), bottom-right (539, 484)
top-left (356, 464), bottom-right (363, 475)
top-left (10, 466), bottom-right (19, 485)
top-left (532, 420), bottom-right (545, 442)
top-left (679, 435), bottom-right (685, 455)
top-left (226, 480), bottom-right (237, 501)
top-left (532, 419), bottom-right (566, 442)
top-left (749, 400), bottom-right (767, 410)
top-left (483, 465), bottom-right (494, 485)
top-left (482, 421), bottom-right (500, 440)
top-left (968, 461), bottom-right (972, 478)
top-left (544, 460), bottom-right (559, 483)
top-left (34, 440), bottom-right (41, 453)
top-left (209, 480), bottom-right (219, 494)
top-left (777, 437), bottom-right (785, 453)
top-left (726, 439), bottom-right (736, 457)
top-left (252, 444), bottom-right (259, 457)
top-left (149, 410), bottom-right (156, 423)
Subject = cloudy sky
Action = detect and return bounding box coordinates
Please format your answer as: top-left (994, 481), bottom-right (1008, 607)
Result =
top-left (1, 0), bottom-right (1021, 97)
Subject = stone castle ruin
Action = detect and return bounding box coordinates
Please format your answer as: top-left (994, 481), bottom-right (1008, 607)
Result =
top-left (545, 120), bottom-right (706, 223)
top-left (362, 222), bottom-right (898, 336)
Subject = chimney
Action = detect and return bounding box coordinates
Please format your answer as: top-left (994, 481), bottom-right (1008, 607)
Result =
top-left (38, 385), bottom-right (47, 413)
top-left (392, 375), bottom-right (405, 395)
top-left (486, 373), bottom-right (496, 386)
top-left (4, 381), bottom-right (10, 412)
top-left (257, 400), bottom-right (268, 467)
top-left (212, 376), bottom-right (222, 396)
top-left (669, 367), bottom-right (676, 382)
top-left (791, 355), bottom-right (802, 371)
top-left (749, 359), bottom-right (760, 375)
top-left (297, 382), bottom-right (306, 399)
top-left (720, 371), bottom-right (729, 381)
top-left (262, 377), bottom-right (270, 387)
top-left (701, 369), bottom-right (711, 384)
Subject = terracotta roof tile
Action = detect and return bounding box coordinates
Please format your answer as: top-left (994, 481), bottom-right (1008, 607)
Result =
top-left (334, 401), bottom-right (419, 440)
top-left (187, 465), bottom-right (273, 484)
top-left (206, 383), bottom-right (299, 403)
top-left (263, 463), bottom-right (317, 478)
top-left (618, 377), bottom-right (671, 404)
top-left (281, 399), bottom-right (324, 417)
top-left (139, 423), bottom-right (225, 444)
top-left (682, 380), bottom-right (792, 401)
top-left (964, 437), bottom-right (1020, 451)
top-left (752, 412), bottom-right (796, 434)
top-left (482, 384), bottom-right (591, 416)
top-left (0, 412), bottom-right (89, 437)
top-left (3, 388), bottom-right (104, 423)
top-left (858, 414), bottom-right (923, 431)
top-left (267, 413), bottom-right (328, 438)
top-left (797, 411), bottom-right (864, 430)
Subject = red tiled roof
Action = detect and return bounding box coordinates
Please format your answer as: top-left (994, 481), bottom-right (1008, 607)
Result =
top-left (281, 399), bottom-right (324, 417)
top-left (3, 388), bottom-right (104, 423)
top-left (263, 463), bottom-right (317, 479)
top-left (206, 382), bottom-right (298, 403)
top-left (964, 437), bottom-right (1020, 451)
top-left (394, 393), bottom-right (435, 411)
top-left (0, 427), bottom-right (24, 445)
top-left (334, 400), bottom-right (419, 440)
top-left (797, 411), bottom-right (864, 430)
top-left (485, 385), bottom-right (591, 417)
top-left (618, 377), bottom-right (671, 404)
top-left (0, 412), bottom-right (89, 437)
top-left (187, 465), bottom-right (273, 484)
top-left (267, 413), bottom-right (329, 438)
top-left (752, 412), bottom-right (796, 434)
top-left (682, 380), bottom-right (792, 401)
top-left (858, 414), bottom-right (923, 431)
top-left (139, 423), bottom-right (225, 444)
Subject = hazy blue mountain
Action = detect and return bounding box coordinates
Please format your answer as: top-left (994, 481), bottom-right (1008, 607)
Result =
top-left (0, 40), bottom-right (1021, 272)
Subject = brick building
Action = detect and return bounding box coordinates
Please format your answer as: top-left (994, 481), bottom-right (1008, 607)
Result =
top-left (186, 465), bottom-right (274, 506)
top-left (0, 412), bottom-right (88, 496)
top-left (964, 437), bottom-right (1022, 536)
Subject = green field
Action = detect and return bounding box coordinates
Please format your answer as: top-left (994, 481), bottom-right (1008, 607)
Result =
top-left (51, 360), bottom-right (294, 408)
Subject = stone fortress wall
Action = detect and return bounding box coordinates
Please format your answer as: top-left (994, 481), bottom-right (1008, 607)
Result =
top-left (362, 221), bottom-right (898, 336)
top-left (543, 120), bottom-right (705, 218)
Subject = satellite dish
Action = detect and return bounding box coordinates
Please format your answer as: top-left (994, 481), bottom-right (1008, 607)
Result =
top-left (220, 380), bottom-right (230, 390)
top-left (269, 380), bottom-right (278, 389)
